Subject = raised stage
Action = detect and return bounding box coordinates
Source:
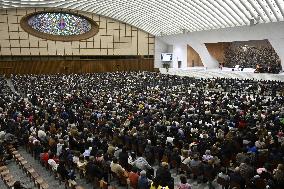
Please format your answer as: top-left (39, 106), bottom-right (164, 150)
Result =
top-left (159, 67), bottom-right (284, 82)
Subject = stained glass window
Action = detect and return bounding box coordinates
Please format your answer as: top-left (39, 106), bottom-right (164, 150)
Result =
top-left (28, 12), bottom-right (92, 36)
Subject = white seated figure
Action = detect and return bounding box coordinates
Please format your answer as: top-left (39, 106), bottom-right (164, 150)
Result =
top-left (235, 65), bottom-right (240, 71)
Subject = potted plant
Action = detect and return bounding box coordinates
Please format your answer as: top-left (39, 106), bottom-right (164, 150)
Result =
top-left (163, 62), bottom-right (171, 72)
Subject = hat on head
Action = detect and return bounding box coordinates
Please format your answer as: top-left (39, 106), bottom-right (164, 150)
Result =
top-left (161, 162), bottom-right (168, 167)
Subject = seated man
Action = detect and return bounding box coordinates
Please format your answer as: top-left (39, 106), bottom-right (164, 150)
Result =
top-left (229, 167), bottom-right (246, 189)
top-left (133, 156), bottom-right (152, 171)
top-left (190, 154), bottom-right (201, 168)
top-left (110, 157), bottom-right (125, 176)
top-left (189, 154), bottom-right (202, 179)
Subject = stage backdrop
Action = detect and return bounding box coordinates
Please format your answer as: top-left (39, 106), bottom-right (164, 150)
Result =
top-left (0, 8), bottom-right (155, 56)
top-left (187, 45), bottom-right (203, 67)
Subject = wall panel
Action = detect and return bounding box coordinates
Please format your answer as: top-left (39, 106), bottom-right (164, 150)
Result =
top-left (187, 45), bottom-right (203, 67)
top-left (205, 42), bottom-right (231, 64)
top-left (0, 8), bottom-right (154, 56)
top-left (0, 57), bottom-right (154, 75)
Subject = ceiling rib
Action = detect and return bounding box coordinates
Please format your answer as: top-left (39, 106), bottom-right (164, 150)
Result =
top-left (1, 0), bottom-right (283, 36)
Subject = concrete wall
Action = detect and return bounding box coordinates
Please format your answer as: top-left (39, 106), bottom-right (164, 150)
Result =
top-left (156, 22), bottom-right (284, 70)
top-left (154, 39), bottom-right (169, 68)
top-left (173, 44), bottom-right (187, 69)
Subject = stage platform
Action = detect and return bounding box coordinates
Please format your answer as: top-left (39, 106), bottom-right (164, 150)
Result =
top-left (159, 67), bottom-right (284, 82)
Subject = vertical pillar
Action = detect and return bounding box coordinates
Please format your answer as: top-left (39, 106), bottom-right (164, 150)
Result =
top-left (269, 38), bottom-right (284, 71)
top-left (173, 44), bottom-right (187, 69)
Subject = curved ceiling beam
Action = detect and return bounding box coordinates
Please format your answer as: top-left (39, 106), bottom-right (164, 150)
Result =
top-left (265, 0), bottom-right (281, 21)
top-left (275, 0), bottom-right (284, 17)
top-left (1, 0), bottom-right (283, 36)
top-left (257, 0), bottom-right (274, 22)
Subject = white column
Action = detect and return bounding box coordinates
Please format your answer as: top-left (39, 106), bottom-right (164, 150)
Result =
top-left (173, 44), bottom-right (187, 69)
top-left (269, 38), bottom-right (284, 71)
top-left (154, 39), bottom-right (169, 68)
top-left (188, 41), bottom-right (219, 69)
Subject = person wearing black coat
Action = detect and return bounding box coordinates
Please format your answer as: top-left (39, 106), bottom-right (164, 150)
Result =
top-left (119, 147), bottom-right (129, 169)
top-left (155, 162), bottom-right (172, 187)
top-left (57, 161), bottom-right (69, 180)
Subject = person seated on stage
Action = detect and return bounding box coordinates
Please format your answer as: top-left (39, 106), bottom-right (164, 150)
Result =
top-left (219, 63), bottom-right (223, 70)
top-left (267, 65), bottom-right (273, 73)
top-left (235, 65), bottom-right (240, 71)
top-left (254, 64), bottom-right (261, 73)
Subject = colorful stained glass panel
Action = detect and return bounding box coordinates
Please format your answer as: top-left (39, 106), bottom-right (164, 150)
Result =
top-left (28, 12), bottom-right (91, 36)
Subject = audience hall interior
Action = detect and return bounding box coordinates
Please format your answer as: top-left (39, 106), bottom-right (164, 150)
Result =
top-left (1, 1), bottom-right (284, 189)
top-left (0, 72), bottom-right (284, 189)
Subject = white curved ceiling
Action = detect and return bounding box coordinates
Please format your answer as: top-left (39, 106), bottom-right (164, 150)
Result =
top-left (1, 0), bottom-right (284, 36)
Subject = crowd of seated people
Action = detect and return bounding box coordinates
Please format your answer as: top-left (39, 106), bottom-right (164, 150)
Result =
top-left (0, 72), bottom-right (284, 189)
top-left (224, 46), bottom-right (282, 73)
top-left (0, 76), bottom-right (21, 154)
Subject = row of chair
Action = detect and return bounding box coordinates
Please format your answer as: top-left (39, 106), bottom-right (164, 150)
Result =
top-left (26, 143), bottom-right (115, 189)
top-left (8, 146), bottom-right (49, 189)
top-left (0, 165), bottom-right (16, 188)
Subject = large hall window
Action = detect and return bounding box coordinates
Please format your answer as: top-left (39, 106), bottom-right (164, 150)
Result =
top-left (20, 11), bottom-right (99, 41)
top-left (28, 12), bottom-right (92, 36)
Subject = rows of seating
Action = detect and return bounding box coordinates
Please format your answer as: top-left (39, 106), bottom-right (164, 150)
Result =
top-left (1, 73), bottom-right (283, 189)
top-left (0, 165), bottom-right (15, 188)
top-left (25, 141), bottom-right (118, 189)
top-left (160, 68), bottom-right (284, 82)
top-left (9, 145), bottom-right (49, 189)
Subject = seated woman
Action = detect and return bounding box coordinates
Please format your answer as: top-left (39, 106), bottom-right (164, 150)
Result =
top-left (47, 153), bottom-right (59, 171)
top-left (138, 170), bottom-right (150, 189)
top-left (77, 155), bottom-right (87, 177)
top-left (40, 148), bottom-right (49, 166)
top-left (177, 175), bottom-right (191, 189)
